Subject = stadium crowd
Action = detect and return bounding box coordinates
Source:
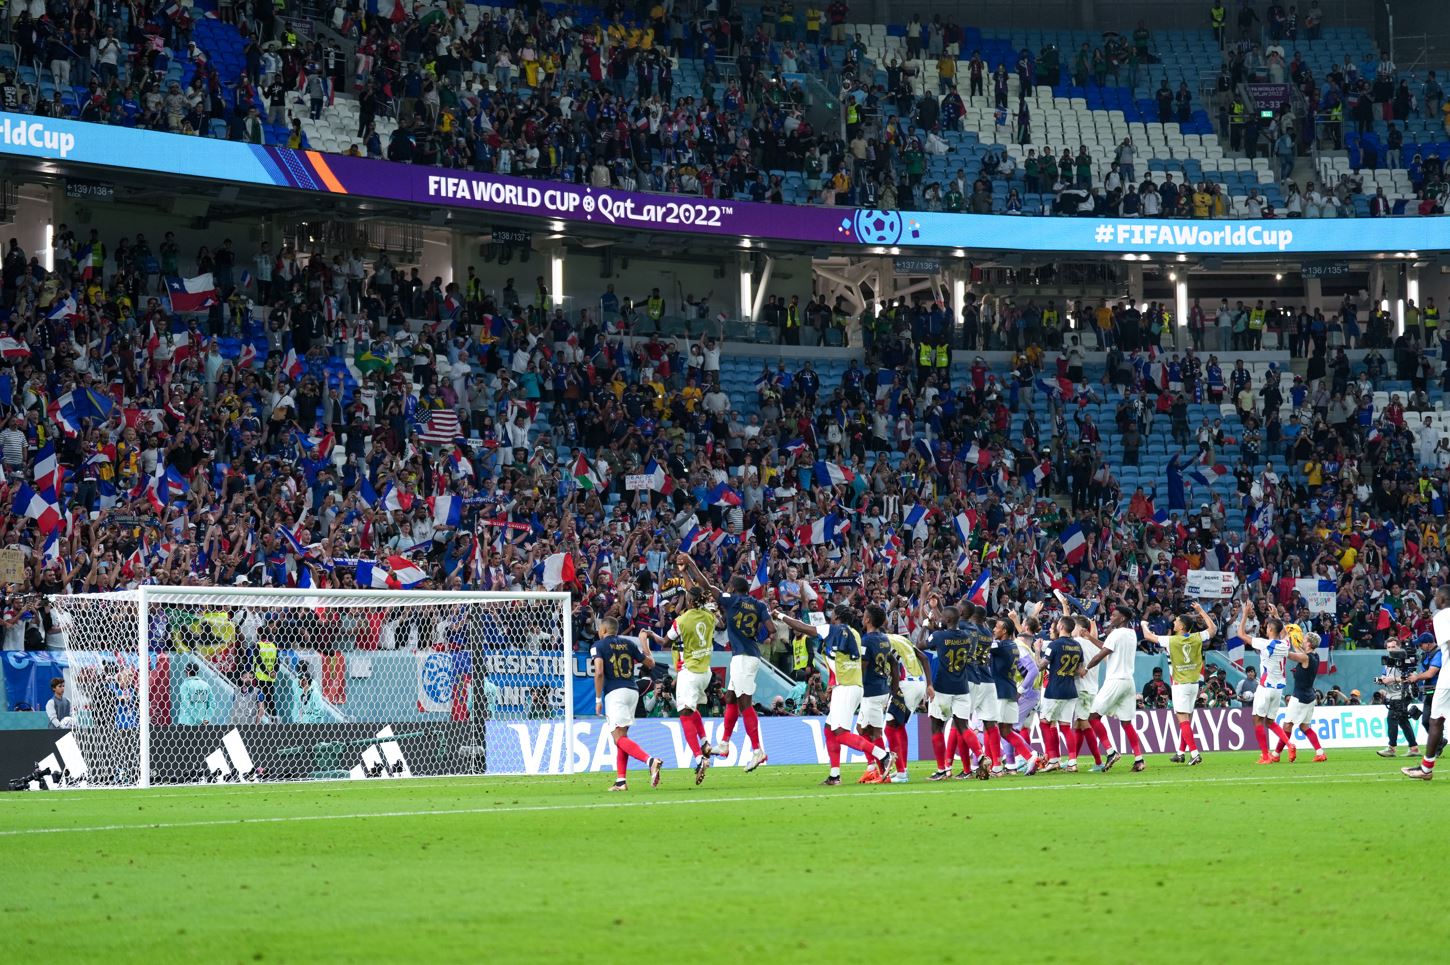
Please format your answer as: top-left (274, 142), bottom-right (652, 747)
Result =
top-left (0, 0), bottom-right (1444, 218)
top-left (0, 221), bottom-right (1447, 721)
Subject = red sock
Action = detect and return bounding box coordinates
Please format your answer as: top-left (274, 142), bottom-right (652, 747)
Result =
top-left (1079, 726), bottom-right (1103, 763)
top-left (885, 724), bottom-right (909, 772)
top-left (1268, 721), bottom-right (1291, 751)
top-left (984, 728), bottom-right (1003, 768)
top-left (681, 711), bottom-right (703, 756)
top-left (1301, 727), bottom-right (1322, 751)
top-left (826, 728), bottom-right (842, 768)
top-left (616, 736), bottom-right (649, 764)
top-left (931, 730), bottom-right (948, 770)
top-left (956, 726), bottom-right (983, 766)
top-left (615, 746), bottom-right (629, 780)
top-left (1254, 722), bottom-right (1268, 755)
top-left (1064, 725), bottom-right (1080, 760)
top-left (945, 727), bottom-right (960, 766)
top-left (1041, 721), bottom-right (1061, 760)
top-left (1121, 722), bottom-right (1143, 757)
top-left (741, 705), bottom-right (762, 753)
top-left (1007, 728), bottom-right (1035, 760)
top-left (721, 702), bottom-right (740, 742)
top-left (1090, 717), bottom-right (1115, 754)
top-left (837, 730), bottom-right (881, 757)
top-left (1178, 719), bottom-right (1197, 753)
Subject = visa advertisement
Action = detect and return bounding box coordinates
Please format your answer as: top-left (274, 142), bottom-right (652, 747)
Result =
top-left (6, 111), bottom-right (1448, 255)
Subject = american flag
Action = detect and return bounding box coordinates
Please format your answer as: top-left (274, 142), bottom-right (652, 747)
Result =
top-left (416, 408), bottom-right (463, 445)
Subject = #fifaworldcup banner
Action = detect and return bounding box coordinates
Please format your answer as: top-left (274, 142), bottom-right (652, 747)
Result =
top-left (8, 112), bottom-right (1450, 255)
top-left (1185, 569), bottom-right (1238, 599)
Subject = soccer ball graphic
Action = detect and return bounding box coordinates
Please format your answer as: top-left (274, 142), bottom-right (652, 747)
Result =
top-left (853, 209), bottom-right (904, 245)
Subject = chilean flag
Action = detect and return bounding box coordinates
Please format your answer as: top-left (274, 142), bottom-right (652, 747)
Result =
top-left (642, 459), bottom-right (673, 494)
top-left (536, 552), bottom-right (575, 589)
top-left (282, 348), bottom-right (303, 380)
top-left (164, 273), bottom-right (220, 313)
top-left (966, 568), bottom-right (991, 607)
top-left (797, 513), bottom-right (849, 545)
top-left (813, 461), bottom-right (855, 487)
top-left (749, 558), bottom-right (769, 600)
top-left (34, 442), bottom-right (62, 494)
top-left (1060, 522), bottom-right (1087, 565)
top-left (431, 493), bottom-right (462, 528)
top-left (386, 555), bottom-right (428, 589)
top-left (11, 483), bottom-right (62, 534)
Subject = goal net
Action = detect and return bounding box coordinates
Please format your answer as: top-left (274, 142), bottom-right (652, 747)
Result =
top-left (41, 587), bottom-right (574, 788)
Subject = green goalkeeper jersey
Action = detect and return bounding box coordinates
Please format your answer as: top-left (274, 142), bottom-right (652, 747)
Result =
top-left (670, 607), bottom-right (717, 673)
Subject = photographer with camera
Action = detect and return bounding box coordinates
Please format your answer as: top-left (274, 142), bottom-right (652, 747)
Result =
top-left (1374, 645), bottom-right (1421, 759)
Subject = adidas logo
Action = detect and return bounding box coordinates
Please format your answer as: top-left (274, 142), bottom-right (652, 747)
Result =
top-left (205, 728), bottom-right (260, 783)
top-left (25, 731), bottom-right (89, 789)
top-left (349, 726), bottom-right (412, 779)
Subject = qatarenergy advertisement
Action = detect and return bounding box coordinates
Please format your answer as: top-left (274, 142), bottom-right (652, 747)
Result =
top-left (6, 111), bottom-right (1445, 255)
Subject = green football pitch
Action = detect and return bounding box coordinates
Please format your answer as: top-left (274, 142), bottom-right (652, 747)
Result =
top-left (1, 752), bottom-right (1440, 963)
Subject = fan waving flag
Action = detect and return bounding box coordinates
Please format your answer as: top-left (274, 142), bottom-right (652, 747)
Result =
top-left (1376, 600), bottom-right (1397, 631)
top-left (704, 483), bottom-right (742, 507)
top-left (353, 560), bottom-right (393, 589)
top-left (796, 513), bottom-right (850, 545)
top-left (34, 442), bottom-right (62, 493)
top-left (1027, 460), bottom-right (1051, 490)
top-left (164, 273), bottom-right (220, 312)
top-left (386, 556), bottom-right (428, 589)
top-left (749, 558), bottom-right (769, 600)
top-left (11, 483), bottom-right (62, 534)
top-left (642, 459), bottom-right (673, 494)
top-left (1060, 522), bottom-right (1088, 565)
top-left (417, 408), bottom-right (463, 445)
top-left (535, 552), bottom-right (575, 589)
top-left (572, 454), bottom-right (604, 491)
top-left (432, 493), bottom-right (462, 528)
top-left (0, 336), bottom-right (30, 359)
top-left (282, 348), bottom-right (303, 380)
top-left (967, 568), bottom-right (991, 607)
top-left (959, 442), bottom-right (992, 468)
top-left (951, 510), bottom-right (975, 544)
top-left (813, 461), bottom-right (855, 487)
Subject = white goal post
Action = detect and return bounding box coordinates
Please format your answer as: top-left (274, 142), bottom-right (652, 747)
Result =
top-left (40, 586), bottom-right (573, 788)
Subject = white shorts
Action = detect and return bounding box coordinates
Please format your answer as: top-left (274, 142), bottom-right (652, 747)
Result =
top-left (827, 684), bottom-right (864, 731)
top-left (725, 655), bottom-right (761, 695)
top-left (984, 695), bottom-right (1018, 725)
top-left (929, 690), bottom-right (972, 722)
top-left (899, 680), bottom-right (927, 716)
top-left (1171, 683), bottom-right (1199, 715)
top-left (1041, 697), bottom-right (1077, 724)
top-left (858, 693), bottom-right (890, 729)
top-left (1283, 696), bottom-right (1316, 727)
top-left (969, 681), bottom-right (996, 719)
top-left (1092, 678), bottom-right (1137, 723)
top-left (1076, 684), bottom-right (1098, 719)
top-left (675, 668), bottom-right (710, 711)
top-left (604, 687), bottom-right (638, 730)
top-left (1252, 686), bottom-right (1285, 718)
top-left (1431, 687), bottom-right (1450, 722)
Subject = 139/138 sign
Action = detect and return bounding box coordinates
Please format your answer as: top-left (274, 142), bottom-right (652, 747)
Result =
top-left (64, 178), bottom-right (114, 200)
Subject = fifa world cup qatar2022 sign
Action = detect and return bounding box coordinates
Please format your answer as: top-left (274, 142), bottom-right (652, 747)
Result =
top-left (6, 110), bottom-right (1450, 255)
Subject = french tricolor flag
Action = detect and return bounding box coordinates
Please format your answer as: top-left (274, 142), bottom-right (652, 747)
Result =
top-left (282, 348), bottom-right (303, 380)
top-left (535, 552), bottom-right (575, 589)
top-left (353, 560), bottom-right (393, 589)
top-left (951, 510), bottom-right (975, 544)
top-left (450, 447), bottom-right (474, 478)
top-left (749, 558), bottom-right (769, 599)
top-left (813, 460), bottom-right (855, 487)
top-left (960, 442), bottom-right (991, 468)
top-left (797, 513), bottom-right (849, 545)
top-left (11, 483), bottom-right (62, 534)
top-left (381, 484), bottom-right (414, 513)
top-left (642, 459), bottom-right (673, 494)
top-left (431, 493), bottom-right (462, 528)
top-left (1060, 522), bottom-right (1087, 565)
top-left (0, 335), bottom-right (30, 359)
top-left (967, 568), bottom-right (991, 607)
top-left (903, 504), bottom-right (927, 530)
top-left (277, 524), bottom-right (307, 557)
top-left (34, 442), bottom-right (62, 494)
top-left (679, 524), bottom-right (709, 553)
top-left (956, 551), bottom-right (972, 575)
top-left (1027, 460), bottom-right (1051, 490)
top-left (386, 555), bottom-right (428, 589)
top-left (706, 483), bottom-right (743, 508)
top-left (1226, 634), bottom-right (1245, 668)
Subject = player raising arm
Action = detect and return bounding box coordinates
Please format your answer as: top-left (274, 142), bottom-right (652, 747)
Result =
top-left (1037, 616), bottom-right (1083, 772)
top-left (668, 588), bottom-right (721, 785)
top-left (1081, 605), bottom-right (1146, 772)
top-left (592, 616), bottom-right (666, 791)
top-left (1141, 602), bottom-right (1216, 765)
top-left (1234, 601), bottom-right (1295, 764)
top-left (776, 606), bottom-right (895, 785)
top-left (678, 554), bottom-right (775, 771)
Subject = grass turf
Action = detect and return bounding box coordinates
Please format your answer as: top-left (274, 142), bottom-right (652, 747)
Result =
top-left (0, 751), bottom-right (1440, 963)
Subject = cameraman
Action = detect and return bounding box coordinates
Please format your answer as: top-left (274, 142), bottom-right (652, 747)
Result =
top-left (1374, 645), bottom-right (1420, 758)
top-left (1407, 631), bottom-right (1445, 757)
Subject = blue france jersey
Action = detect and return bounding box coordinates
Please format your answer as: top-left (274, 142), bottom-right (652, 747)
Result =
top-left (930, 628), bottom-right (972, 694)
top-left (988, 635), bottom-right (1019, 699)
top-left (1290, 652), bottom-right (1319, 703)
top-left (1043, 636), bottom-right (1083, 700)
top-left (591, 635), bottom-right (645, 695)
top-left (860, 631), bottom-right (896, 698)
top-left (966, 624), bottom-right (992, 685)
top-left (720, 593), bottom-right (769, 657)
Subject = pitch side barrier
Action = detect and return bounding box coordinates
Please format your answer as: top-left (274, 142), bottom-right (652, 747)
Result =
top-left (0, 111), bottom-right (1441, 256)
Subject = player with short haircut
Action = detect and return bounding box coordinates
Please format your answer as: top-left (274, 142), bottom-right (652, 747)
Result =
top-left (856, 611), bottom-right (902, 784)
top-left (965, 605), bottom-right (995, 768)
top-left (1140, 602), bottom-right (1216, 765)
top-left (1082, 605), bottom-right (1146, 772)
top-left (679, 555), bottom-right (775, 772)
top-left (983, 617), bottom-right (1040, 776)
top-left (591, 616), bottom-right (665, 791)
top-left (1404, 587), bottom-right (1450, 780)
top-left (668, 588), bottom-right (720, 784)
top-left (776, 606), bottom-right (895, 785)
top-left (924, 604), bottom-right (989, 781)
top-left (866, 605), bottom-right (932, 783)
top-left (1234, 601), bottom-right (1296, 764)
top-left (1279, 628), bottom-right (1327, 763)
top-left (1066, 609), bottom-right (1107, 769)
top-left (1037, 616), bottom-right (1083, 772)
